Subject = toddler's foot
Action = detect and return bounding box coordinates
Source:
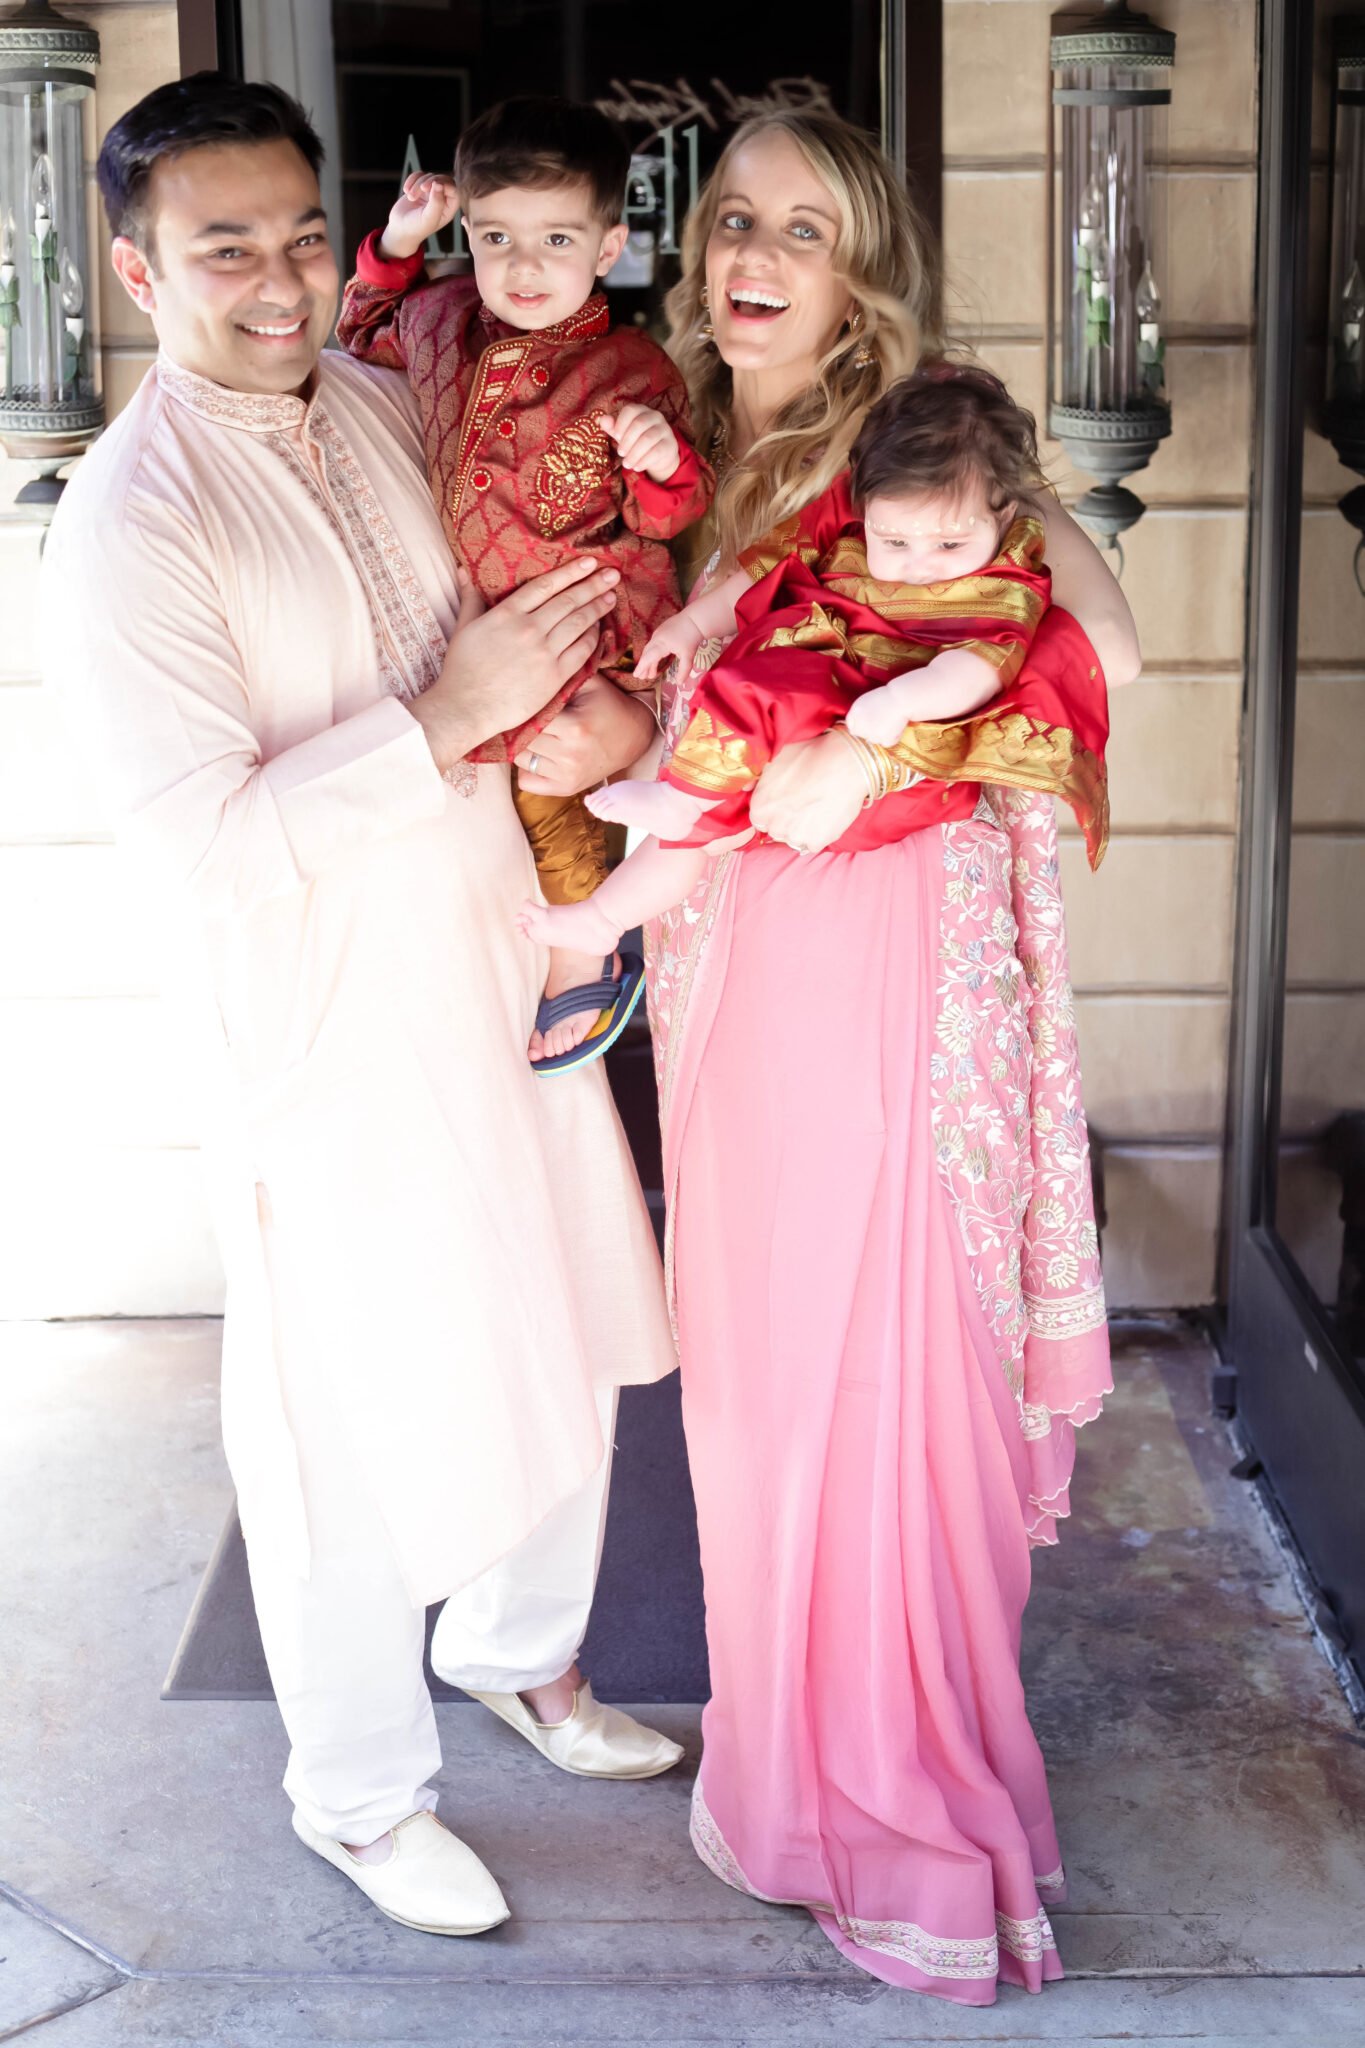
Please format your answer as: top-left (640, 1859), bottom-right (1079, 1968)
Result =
top-left (586, 779), bottom-right (710, 837)
top-left (514, 922), bottom-right (626, 1062)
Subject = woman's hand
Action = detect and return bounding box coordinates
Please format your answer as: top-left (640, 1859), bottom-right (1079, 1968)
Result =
top-left (749, 731), bottom-right (867, 854)
top-left (513, 673), bottom-right (658, 797)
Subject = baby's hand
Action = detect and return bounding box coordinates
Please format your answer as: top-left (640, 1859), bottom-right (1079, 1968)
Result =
top-left (635, 610), bottom-right (705, 682)
top-left (605, 404), bottom-right (681, 484)
top-left (379, 172), bottom-right (460, 262)
top-left (846, 681), bottom-right (913, 747)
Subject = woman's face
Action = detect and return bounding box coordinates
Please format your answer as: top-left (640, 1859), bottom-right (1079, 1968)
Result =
top-left (704, 130), bottom-right (852, 378)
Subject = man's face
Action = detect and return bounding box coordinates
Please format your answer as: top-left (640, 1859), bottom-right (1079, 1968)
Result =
top-left (463, 180), bottom-right (627, 331)
top-left (112, 138), bottom-right (338, 395)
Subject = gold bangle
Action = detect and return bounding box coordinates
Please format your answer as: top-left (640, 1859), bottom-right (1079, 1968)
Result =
top-left (868, 741), bottom-right (905, 795)
top-left (835, 724), bottom-right (880, 807)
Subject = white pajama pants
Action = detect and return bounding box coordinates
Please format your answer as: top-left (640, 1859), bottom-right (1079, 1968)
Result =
top-left (239, 1378), bottom-right (618, 1842)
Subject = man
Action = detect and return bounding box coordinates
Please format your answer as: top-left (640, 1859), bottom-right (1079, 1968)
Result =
top-left (41, 74), bottom-right (680, 1938)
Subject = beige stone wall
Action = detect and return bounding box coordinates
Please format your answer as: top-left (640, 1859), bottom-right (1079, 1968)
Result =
top-left (944, 0), bottom-right (1259, 1305)
top-left (0, 3), bottom-right (221, 1315)
top-left (1, 3), bottom-right (1279, 1314)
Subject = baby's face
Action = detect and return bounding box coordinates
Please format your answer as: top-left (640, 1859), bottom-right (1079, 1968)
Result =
top-left (863, 481), bottom-right (1011, 585)
top-left (463, 179), bottom-right (628, 331)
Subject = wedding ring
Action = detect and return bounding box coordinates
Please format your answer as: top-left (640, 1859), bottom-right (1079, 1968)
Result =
top-left (527, 751), bottom-right (542, 775)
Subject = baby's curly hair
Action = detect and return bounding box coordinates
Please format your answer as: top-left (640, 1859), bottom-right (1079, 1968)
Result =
top-left (849, 364), bottom-right (1046, 515)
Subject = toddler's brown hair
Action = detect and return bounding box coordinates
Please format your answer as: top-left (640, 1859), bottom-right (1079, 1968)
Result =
top-left (454, 96), bottom-right (630, 227)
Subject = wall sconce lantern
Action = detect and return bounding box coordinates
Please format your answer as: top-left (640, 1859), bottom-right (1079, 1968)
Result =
top-left (1048, 1), bottom-right (1175, 565)
top-left (0, 0), bottom-right (101, 507)
top-left (1324, 17), bottom-right (1365, 584)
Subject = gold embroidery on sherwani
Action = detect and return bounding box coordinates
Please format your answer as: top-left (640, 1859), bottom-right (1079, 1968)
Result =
top-left (667, 706), bottom-right (760, 792)
top-left (452, 338), bottom-right (532, 517)
top-left (534, 410), bottom-right (613, 537)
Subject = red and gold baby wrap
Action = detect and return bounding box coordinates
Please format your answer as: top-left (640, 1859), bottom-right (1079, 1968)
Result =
top-left (663, 472), bottom-right (1109, 867)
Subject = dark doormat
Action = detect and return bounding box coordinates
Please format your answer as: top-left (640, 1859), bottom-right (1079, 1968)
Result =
top-left (162, 1370), bottom-right (710, 1704)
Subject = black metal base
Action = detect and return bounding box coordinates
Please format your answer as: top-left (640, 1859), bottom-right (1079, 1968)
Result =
top-left (14, 469), bottom-right (65, 506)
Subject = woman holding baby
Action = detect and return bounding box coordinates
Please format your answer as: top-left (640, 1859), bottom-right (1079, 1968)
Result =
top-left (643, 108), bottom-right (1137, 2003)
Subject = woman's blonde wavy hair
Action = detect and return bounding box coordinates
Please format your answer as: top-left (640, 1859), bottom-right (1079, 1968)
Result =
top-left (665, 108), bottom-right (944, 569)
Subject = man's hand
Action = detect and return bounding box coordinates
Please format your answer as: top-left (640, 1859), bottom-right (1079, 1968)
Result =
top-left (379, 172), bottom-right (460, 262)
top-left (513, 673), bottom-right (658, 796)
top-left (408, 558), bottom-right (621, 775)
top-left (749, 731), bottom-right (867, 854)
top-left (604, 404), bottom-right (681, 484)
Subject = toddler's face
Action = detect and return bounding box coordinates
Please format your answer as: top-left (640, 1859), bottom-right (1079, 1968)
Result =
top-left (463, 180), bottom-right (628, 331)
top-left (863, 481), bottom-right (1011, 585)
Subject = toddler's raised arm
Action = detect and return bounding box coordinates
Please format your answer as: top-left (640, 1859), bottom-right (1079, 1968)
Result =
top-left (336, 174), bottom-right (462, 373)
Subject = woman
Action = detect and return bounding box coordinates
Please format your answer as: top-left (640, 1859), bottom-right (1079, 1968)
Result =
top-left (649, 110), bottom-right (1136, 2004)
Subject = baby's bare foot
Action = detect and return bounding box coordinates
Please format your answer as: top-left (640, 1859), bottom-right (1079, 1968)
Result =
top-left (586, 779), bottom-right (711, 837)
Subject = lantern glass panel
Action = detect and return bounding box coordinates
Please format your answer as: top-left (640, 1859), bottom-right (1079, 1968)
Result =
top-left (0, 71), bottom-right (99, 417)
top-left (1329, 57), bottom-right (1365, 406)
top-left (1054, 58), bottom-right (1169, 418)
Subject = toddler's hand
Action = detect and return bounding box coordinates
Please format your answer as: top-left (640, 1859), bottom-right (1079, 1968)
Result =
top-left (605, 404), bottom-right (681, 484)
top-left (635, 611), bottom-right (705, 682)
top-left (379, 172), bottom-right (460, 262)
top-left (846, 682), bottom-right (913, 747)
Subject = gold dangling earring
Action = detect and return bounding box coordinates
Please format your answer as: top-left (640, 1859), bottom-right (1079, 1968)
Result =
top-left (700, 283), bottom-right (715, 342)
top-left (848, 305), bottom-right (874, 369)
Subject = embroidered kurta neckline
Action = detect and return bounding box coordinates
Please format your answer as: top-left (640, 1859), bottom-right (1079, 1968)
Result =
top-left (157, 353), bottom-right (324, 436)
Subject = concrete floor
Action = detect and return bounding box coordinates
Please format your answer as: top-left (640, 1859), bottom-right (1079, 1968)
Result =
top-left (1, 1317), bottom-right (1363, 2047)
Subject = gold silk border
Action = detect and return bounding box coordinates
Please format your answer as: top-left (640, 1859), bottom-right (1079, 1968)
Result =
top-left (667, 708), bottom-right (761, 794)
top-left (740, 513), bottom-right (826, 584)
top-left (891, 710), bottom-right (1109, 870)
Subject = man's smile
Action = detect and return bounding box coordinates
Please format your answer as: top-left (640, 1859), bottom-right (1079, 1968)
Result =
top-left (237, 314), bottom-right (310, 341)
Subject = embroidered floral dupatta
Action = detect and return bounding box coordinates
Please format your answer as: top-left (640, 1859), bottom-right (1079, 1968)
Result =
top-left (646, 605), bottom-right (1112, 1543)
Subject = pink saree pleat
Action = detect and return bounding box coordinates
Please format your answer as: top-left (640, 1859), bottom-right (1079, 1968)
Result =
top-left (667, 830), bottom-right (1074, 2000)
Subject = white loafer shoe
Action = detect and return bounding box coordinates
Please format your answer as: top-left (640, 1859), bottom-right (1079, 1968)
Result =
top-left (464, 1680), bottom-right (685, 1780)
top-left (291, 1808), bottom-right (509, 1935)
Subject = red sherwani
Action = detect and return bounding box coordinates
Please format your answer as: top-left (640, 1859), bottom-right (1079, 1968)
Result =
top-left (337, 234), bottom-right (714, 902)
top-left (664, 473), bottom-right (1110, 867)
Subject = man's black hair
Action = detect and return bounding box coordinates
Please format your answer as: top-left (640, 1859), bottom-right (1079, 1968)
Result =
top-left (96, 71), bottom-right (325, 252)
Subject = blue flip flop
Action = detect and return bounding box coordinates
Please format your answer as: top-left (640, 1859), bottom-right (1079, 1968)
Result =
top-left (531, 949), bottom-right (646, 1076)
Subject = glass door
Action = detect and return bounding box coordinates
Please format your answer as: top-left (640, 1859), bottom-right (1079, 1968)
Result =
top-left (1227, 0), bottom-right (1365, 1697)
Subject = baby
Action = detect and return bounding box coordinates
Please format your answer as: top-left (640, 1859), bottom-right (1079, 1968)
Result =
top-left (337, 95), bottom-right (713, 1072)
top-left (518, 366), bottom-right (1108, 960)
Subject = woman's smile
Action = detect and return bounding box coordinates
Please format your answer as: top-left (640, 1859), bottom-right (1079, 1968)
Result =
top-left (725, 281), bottom-right (792, 320)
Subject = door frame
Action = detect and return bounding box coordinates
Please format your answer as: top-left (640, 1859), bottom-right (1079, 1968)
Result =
top-left (1225, 0), bottom-right (1365, 1695)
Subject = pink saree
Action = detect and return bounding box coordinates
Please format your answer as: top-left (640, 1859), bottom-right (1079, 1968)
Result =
top-left (646, 621), bottom-right (1111, 2003)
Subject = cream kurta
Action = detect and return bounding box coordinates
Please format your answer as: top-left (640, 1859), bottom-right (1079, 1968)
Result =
top-left (41, 350), bottom-right (674, 1607)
